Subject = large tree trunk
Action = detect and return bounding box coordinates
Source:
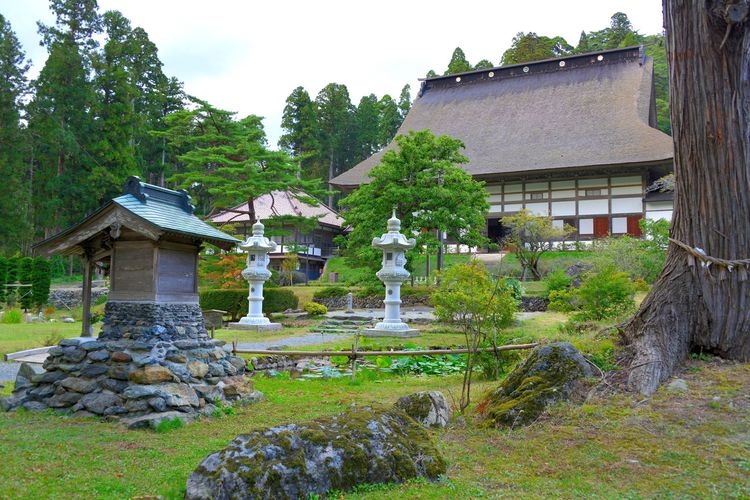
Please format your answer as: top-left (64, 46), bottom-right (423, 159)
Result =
top-left (624, 0), bottom-right (750, 394)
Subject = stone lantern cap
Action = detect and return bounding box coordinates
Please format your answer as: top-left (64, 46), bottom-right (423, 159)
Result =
top-left (372, 210), bottom-right (416, 250)
top-left (240, 219), bottom-right (278, 252)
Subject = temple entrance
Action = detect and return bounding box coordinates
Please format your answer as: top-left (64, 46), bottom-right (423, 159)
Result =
top-left (486, 218), bottom-right (511, 251)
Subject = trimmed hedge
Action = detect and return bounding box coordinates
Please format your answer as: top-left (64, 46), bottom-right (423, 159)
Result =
top-left (200, 288), bottom-right (299, 321)
top-left (312, 286), bottom-right (349, 300)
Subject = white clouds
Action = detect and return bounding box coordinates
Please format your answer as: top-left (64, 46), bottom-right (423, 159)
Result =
top-left (1, 0), bottom-right (664, 147)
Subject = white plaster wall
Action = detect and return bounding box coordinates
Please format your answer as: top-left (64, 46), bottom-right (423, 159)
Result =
top-left (551, 201), bottom-right (576, 216)
top-left (611, 197), bottom-right (643, 214)
top-left (646, 210), bottom-right (673, 220)
top-left (579, 199), bottom-right (609, 215)
top-left (579, 218), bottom-right (594, 234)
top-left (525, 202), bottom-right (549, 215)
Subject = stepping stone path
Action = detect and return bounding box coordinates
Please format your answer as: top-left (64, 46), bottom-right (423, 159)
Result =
top-left (308, 317), bottom-right (373, 335)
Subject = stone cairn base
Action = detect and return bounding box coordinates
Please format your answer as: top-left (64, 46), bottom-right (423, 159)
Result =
top-left (1, 302), bottom-right (263, 428)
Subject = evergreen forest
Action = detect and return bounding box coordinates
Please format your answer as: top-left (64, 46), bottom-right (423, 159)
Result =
top-left (0, 2), bottom-right (665, 256)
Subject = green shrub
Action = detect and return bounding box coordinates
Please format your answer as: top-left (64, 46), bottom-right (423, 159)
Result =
top-left (18, 257), bottom-right (34, 310)
top-left (548, 289), bottom-right (576, 312)
top-left (303, 302), bottom-right (327, 316)
top-left (474, 346), bottom-right (522, 380)
top-left (592, 219), bottom-right (669, 283)
top-left (632, 277), bottom-right (650, 292)
top-left (2, 309), bottom-right (23, 324)
top-left (199, 288), bottom-right (297, 320)
top-left (31, 258), bottom-right (51, 310)
top-left (544, 269), bottom-right (572, 298)
top-left (199, 289), bottom-right (247, 320)
top-left (312, 286), bottom-right (349, 300)
top-left (354, 283), bottom-right (385, 298)
top-left (502, 278), bottom-right (524, 303)
top-left (263, 288), bottom-right (299, 313)
top-left (574, 267), bottom-right (635, 321)
top-left (0, 256), bottom-right (7, 303)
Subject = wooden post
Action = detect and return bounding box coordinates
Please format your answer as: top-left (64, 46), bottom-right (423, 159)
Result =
top-left (81, 253), bottom-right (93, 337)
top-left (350, 335), bottom-right (359, 381)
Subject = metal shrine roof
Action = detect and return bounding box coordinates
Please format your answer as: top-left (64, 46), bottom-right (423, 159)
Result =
top-left (34, 177), bottom-right (240, 256)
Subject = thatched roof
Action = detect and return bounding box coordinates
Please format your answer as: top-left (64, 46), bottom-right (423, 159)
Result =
top-left (330, 46), bottom-right (673, 189)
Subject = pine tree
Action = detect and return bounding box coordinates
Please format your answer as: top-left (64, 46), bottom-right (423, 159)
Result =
top-left (90, 10), bottom-right (170, 203)
top-left (159, 97), bottom-right (325, 220)
top-left (354, 94), bottom-right (381, 160)
top-left (314, 83), bottom-right (356, 202)
top-left (279, 86), bottom-right (319, 178)
top-left (377, 95), bottom-right (401, 148)
top-left (397, 84), bottom-right (411, 121)
top-left (0, 14), bottom-right (32, 254)
top-left (445, 47), bottom-right (472, 75)
top-left (28, 0), bottom-right (102, 236)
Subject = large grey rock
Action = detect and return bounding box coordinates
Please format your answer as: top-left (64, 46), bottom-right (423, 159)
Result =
top-left (59, 377), bottom-right (99, 394)
top-left (394, 391), bottom-right (452, 428)
top-left (80, 391), bottom-right (124, 415)
top-left (479, 342), bottom-right (593, 427)
top-left (185, 406), bottom-right (446, 499)
top-left (31, 371), bottom-right (66, 384)
top-left (47, 391), bottom-right (83, 408)
top-left (122, 383), bottom-right (199, 408)
top-left (87, 350), bottom-right (110, 362)
top-left (13, 363), bottom-right (36, 392)
top-left (80, 364), bottom-right (109, 378)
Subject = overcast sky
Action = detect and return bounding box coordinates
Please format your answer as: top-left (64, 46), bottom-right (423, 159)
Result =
top-left (1, 0), bottom-right (665, 148)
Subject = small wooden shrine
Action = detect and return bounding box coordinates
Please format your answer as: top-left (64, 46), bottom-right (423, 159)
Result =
top-left (34, 176), bottom-right (240, 339)
top-left (4, 178), bottom-right (261, 425)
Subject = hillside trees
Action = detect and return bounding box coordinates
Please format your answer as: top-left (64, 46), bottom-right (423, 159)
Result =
top-left (279, 82), bottom-right (412, 199)
top-left (159, 97), bottom-right (324, 220)
top-left (500, 33), bottom-right (574, 65)
top-left (0, 14), bottom-right (32, 254)
top-left (13, 0), bottom-right (186, 245)
top-left (624, 0), bottom-right (750, 394)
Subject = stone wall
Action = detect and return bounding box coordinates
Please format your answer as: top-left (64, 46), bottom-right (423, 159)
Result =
top-left (315, 294), bottom-right (547, 312)
top-left (49, 287), bottom-right (109, 309)
top-left (100, 302), bottom-right (209, 342)
top-left (314, 295), bottom-right (430, 310)
top-left (2, 336), bottom-right (262, 427)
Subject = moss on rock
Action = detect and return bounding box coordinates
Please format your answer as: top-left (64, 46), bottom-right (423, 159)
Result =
top-left (479, 342), bottom-right (593, 427)
top-left (185, 406), bottom-right (446, 499)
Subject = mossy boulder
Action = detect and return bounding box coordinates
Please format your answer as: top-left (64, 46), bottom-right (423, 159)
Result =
top-left (185, 405), bottom-right (446, 499)
top-left (394, 391), bottom-right (451, 428)
top-left (479, 342), bottom-right (593, 427)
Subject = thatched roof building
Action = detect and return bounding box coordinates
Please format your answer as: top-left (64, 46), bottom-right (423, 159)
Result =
top-left (332, 46), bottom-right (672, 188)
top-left (331, 46), bottom-right (674, 240)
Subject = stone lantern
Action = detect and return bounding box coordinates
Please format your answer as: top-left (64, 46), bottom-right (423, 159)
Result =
top-left (365, 210), bottom-right (420, 337)
top-left (232, 219), bottom-right (282, 330)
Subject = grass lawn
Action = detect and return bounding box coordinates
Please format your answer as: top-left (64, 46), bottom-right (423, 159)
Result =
top-left (1, 308), bottom-right (746, 498)
top-left (0, 357), bottom-right (747, 498)
top-left (0, 322), bottom-right (83, 357)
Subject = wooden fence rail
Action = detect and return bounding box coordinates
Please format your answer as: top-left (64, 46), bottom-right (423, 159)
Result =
top-left (232, 342), bottom-right (539, 358)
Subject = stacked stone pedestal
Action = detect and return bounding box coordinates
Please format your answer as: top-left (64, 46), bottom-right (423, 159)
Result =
top-left (1, 303), bottom-right (263, 427)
